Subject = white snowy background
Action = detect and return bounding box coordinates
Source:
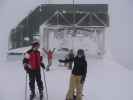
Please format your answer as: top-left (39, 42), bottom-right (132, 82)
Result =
top-left (0, 0), bottom-right (132, 100)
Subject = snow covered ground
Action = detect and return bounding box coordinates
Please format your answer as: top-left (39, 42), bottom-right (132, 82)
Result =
top-left (0, 56), bottom-right (133, 100)
top-left (0, 0), bottom-right (132, 100)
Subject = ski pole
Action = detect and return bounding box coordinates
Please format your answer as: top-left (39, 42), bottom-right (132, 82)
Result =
top-left (25, 73), bottom-right (28, 100)
top-left (42, 69), bottom-right (48, 100)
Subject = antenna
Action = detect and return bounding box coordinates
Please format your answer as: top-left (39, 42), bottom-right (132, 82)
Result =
top-left (72, 0), bottom-right (76, 49)
top-left (73, 0), bottom-right (76, 25)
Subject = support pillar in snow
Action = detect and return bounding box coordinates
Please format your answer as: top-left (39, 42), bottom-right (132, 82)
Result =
top-left (96, 28), bottom-right (105, 56)
top-left (40, 27), bottom-right (49, 50)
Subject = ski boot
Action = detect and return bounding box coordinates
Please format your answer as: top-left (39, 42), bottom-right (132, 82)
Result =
top-left (30, 92), bottom-right (36, 100)
top-left (73, 95), bottom-right (77, 100)
top-left (39, 90), bottom-right (43, 100)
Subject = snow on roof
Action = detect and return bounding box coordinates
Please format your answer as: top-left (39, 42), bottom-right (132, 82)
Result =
top-left (7, 46), bottom-right (31, 54)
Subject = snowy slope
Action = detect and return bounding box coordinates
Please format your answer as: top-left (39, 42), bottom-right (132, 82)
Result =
top-left (0, 0), bottom-right (132, 100)
top-left (0, 57), bottom-right (133, 100)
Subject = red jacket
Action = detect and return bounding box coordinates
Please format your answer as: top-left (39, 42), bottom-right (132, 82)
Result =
top-left (24, 49), bottom-right (43, 70)
top-left (48, 50), bottom-right (53, 60)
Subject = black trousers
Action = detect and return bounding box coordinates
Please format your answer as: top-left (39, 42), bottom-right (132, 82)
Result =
top-left (28, 69), bottom-right (44, 93)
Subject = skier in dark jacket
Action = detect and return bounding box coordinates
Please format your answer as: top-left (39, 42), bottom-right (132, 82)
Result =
top-left (59, 49), bottom-right (87, 100)
top-left (67, 49), bottom-right (75, 69)
top-left (23, 41), bottom-right (45, 100)
top-left (59, 49), bottom-right (74, 69)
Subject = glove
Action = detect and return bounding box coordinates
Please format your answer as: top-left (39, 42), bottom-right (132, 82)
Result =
top-left (59, 59), bottom-right (62, 62)
top-left (41, 63), bottom-right (45, 69)
top-left (24, 64), bottom-right (30, 73)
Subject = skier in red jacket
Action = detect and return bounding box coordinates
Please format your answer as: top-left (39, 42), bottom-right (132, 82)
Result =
top-left (43, 48), bottom-right (55, 71)
top-left (23, 41), bottom-right (45, 100)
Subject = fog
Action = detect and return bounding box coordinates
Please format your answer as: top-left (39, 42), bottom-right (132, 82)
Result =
top-left (0, 0), bottom-right (132, 68)
top-left (108, 0), bottom-right (132, 68)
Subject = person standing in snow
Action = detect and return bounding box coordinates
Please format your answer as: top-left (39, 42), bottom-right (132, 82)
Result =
top-left (59, 49), bottom-right (87, 100)
top-left (59, 49), bottom-right (74, 69)
top-left (23, 41), bottom-right (45, 100)
top-left (67, 49), bottom-right (75, 69)
top-left (42, 48), bottom-right (55, 71)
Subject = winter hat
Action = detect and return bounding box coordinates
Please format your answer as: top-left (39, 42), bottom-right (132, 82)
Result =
top-left (31, 41), bottom-right (40, 47)
top-left (77, 49), bottom-right (84, 56)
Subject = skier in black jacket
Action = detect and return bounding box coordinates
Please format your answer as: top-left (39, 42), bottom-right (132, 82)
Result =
top-left (59, 49), bottom-right (87, 100)
top-left (67, 49), bottom-right (75, 69)
top-left (62, 49), bottom-right (75, 69)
